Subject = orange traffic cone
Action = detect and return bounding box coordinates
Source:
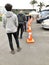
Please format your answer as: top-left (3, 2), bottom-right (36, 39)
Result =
top-left (27, 26), bottom-right (35, 43)
top-left (27, 19), bottom-right (31, 32)
top-left (27, 17), bottom-right (35, 43)
top-left (27, 25), bottom-right (31, 32)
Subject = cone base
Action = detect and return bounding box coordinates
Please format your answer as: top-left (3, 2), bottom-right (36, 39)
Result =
top-left (27, 38), bottom-right (35, 43)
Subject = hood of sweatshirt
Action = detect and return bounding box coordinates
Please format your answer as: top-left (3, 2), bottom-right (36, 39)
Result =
top-left (5, 11), bottom-right (13, 18)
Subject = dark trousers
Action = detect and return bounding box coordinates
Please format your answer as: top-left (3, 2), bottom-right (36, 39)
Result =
top-left (7, 32), bottom-right (20, 51)
top-left (17, 24), bottom-right (24, 38)
top-left (24, 22), bottom-right (26, 32)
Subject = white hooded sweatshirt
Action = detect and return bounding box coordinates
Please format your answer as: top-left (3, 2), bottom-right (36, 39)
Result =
top-left (2, 11), bottom-right (18, 33)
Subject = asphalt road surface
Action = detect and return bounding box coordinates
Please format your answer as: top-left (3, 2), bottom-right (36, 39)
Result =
top-left (0, 20), bottom-right (49, 65)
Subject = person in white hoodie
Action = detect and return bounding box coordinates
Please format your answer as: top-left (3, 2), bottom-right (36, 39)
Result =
top-left (2, 4), bottom-right (21, 54)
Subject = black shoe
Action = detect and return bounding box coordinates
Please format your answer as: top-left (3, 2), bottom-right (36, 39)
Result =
top-left (10, 50), bottom-right (15, 54)
top-left (20, 36), bottom-right (22, 39)
top-left (17, 47), bottom-right (21, 52)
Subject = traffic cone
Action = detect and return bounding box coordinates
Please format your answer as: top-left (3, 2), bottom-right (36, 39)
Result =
top-left (27, 25), bottom-right (31, 32)
top-left (27, 17), bottom-right (35, 43)
top-left (27, 26), bottom-right (35, 43)
top-left (27, 19), bottom-right (31, 32)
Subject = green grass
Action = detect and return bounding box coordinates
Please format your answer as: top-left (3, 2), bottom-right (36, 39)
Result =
top-left (0, 17), bottom-right (2, 21)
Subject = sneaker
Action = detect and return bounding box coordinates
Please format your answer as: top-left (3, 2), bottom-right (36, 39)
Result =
top-left (20, 36), bottom-right (22, 39)
top-left (11, 50), bottom-right (15, 54)
top-left (17, 47), bottom-right (21, 52)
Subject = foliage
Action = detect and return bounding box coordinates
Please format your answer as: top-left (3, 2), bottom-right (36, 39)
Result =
top-left (30, 0), bottom-right (37, 5)
top-left (0, 17), bottom-right (2, 21)
top-left (30, 0), bottom-right (37, 9)
top-left (38, 2), bottom-right (45, 12)
top-left (12, 9), bottom-right (19, 14)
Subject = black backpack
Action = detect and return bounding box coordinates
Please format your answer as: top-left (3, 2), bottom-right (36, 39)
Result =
top-left (17, 14), bottom-right (25, 23)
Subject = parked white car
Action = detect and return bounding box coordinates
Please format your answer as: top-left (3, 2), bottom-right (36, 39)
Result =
top-left (41, 19), bottom-right (49, 29)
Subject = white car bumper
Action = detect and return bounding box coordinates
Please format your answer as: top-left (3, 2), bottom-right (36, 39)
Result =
top-left (42, 24), bottom-right (49, 29)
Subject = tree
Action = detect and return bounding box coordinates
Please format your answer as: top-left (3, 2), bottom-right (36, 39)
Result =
top-left (30, 0), bottom-right (37, 9)
top-left (38, 2), bottom-right (45, 12)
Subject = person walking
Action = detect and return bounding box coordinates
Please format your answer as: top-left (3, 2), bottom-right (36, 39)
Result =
top-left (2, 4), bottom-right (21, 54)
top-left (17, 11), bottom-right (26, 39)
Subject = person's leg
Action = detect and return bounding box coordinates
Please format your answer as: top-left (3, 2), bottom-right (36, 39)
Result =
top-left (17, 24), bottom-right (20, 38)
top-left (13, 32), bottom-right (20, 48)
top-left (7, 33), bottom-right (15, 54)
top-left (20, 24), bottom-right (24, 39)
top-left (7, 33), bottom-right (14, 51)
top-left (13, 32), bottom-right (21, 52)
top-left (24, 22), bottom-right (26, 32)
